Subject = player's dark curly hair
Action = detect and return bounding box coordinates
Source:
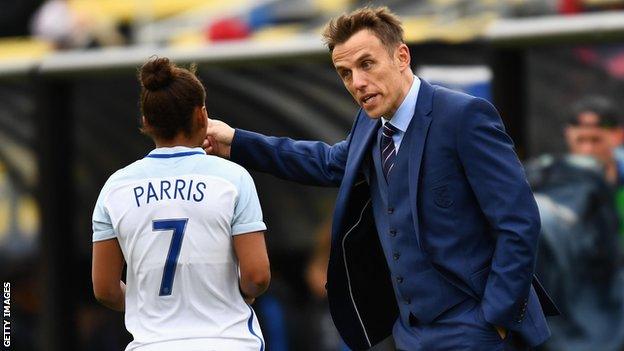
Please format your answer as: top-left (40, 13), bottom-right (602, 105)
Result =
top-left (139, 57), bottom-right (206, 140)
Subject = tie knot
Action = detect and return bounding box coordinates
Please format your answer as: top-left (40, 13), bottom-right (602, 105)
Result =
top-left (382, 122), bottom-right (399, 138)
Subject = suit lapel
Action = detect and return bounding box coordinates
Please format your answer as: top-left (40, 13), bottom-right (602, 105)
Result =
top-left (408, 79), bottom-right (434, 249)
top-left (331, 112), bottom-right (379, 242)
top-left (344, 115), bottom-right (379, 190)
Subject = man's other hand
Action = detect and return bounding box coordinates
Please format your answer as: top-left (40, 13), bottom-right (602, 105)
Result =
top-left (203, 118), bottom-right (235, 159)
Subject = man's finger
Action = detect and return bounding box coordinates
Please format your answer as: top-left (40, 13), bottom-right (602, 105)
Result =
top-left (208, 136), bottom-right (217, 148)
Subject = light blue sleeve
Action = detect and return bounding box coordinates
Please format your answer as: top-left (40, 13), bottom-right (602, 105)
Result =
top-left (232, 169), bottom-right (267, 236)
top-left (92, 186), bottom-right (116, 242)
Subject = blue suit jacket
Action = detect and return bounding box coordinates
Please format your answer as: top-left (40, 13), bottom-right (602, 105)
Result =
top-left (231, 79), bottom-right (559, 350)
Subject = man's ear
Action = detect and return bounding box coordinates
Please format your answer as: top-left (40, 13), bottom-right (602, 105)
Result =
top-left (395, 43), bottom-right (411, 71)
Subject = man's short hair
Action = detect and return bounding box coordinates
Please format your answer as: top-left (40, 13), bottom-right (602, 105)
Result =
top-left (322, 6), bottom-right (404, 53)
top-left (568, 95), bottom-right (621, 128)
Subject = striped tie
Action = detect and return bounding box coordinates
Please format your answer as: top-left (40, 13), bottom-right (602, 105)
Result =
top-left (381, 122), bottom-right (399, 181)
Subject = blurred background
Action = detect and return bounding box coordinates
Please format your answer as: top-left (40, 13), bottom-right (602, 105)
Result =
top-left (2, 0), bottom-right (624, 350)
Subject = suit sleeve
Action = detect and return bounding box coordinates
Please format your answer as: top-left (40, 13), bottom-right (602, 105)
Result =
top-left (456, 98), bottom-right (541, 331)
top-left (230, 129), bottom-right (351, 187)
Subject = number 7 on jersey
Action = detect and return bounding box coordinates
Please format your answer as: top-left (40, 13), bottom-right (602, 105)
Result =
top-left (152, 218), bottom-right (188, 296)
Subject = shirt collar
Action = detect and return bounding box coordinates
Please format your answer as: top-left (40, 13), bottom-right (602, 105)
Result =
top-left (381, 75), bottom-right (421, 132)
top-left (146, 146), bottom-right (206, 158)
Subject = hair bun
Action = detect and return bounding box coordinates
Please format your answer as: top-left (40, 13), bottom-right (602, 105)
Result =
top-left (140, 57), bottom-right (174, 91)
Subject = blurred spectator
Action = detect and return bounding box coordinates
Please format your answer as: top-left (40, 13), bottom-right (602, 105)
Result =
top-left (559, 0), bottom-right (624, 14)
top-left (564, 96), bottom-right (624, 236)
top-left (559, 0), bottom-right (584, 14)
top-left (253, 279), bottom-right (291, 351)
top-left (526, 155), bottom-right (624, 351)
top-left (524, 95), bottom-right (624, 350)
top-left (565, 96), bottom-right (623, 185)
top-left (205, 17), bottom-right (250, 42)
top-left (29, 0), bottom-right (124, 49)
top-left (304, 218), bottom-right (349, 351)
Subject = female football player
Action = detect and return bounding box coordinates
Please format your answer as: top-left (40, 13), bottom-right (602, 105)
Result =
top-left (91, 57), bottom-right (269, 351)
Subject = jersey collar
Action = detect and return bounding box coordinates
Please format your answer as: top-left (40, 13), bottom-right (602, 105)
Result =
top-left (145, 146), bottom-right (206, 158)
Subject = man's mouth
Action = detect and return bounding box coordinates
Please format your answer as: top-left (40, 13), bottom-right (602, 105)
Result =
top-left (361, 93), bottom-right (379, 107)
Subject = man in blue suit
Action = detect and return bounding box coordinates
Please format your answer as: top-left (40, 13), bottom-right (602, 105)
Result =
top-left (204, 6), bottom-right (558, 350)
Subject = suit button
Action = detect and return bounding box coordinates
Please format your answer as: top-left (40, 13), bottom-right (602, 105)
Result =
top-left (404, 298), bottom-right (411, 305)
top-left (396, 276), bottom-right (404, 283)
top-left (393, 252), bottom-right (400, 260)
top-left (389, 229), bottom-right (397, 237)
top-left (387, 207), bottom-right (394, 214)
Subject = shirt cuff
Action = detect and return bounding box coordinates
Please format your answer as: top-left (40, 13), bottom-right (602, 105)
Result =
top-left (93, 229), bottom-right (116, 242)
top-left (232, 221), bottom-right (267, 236)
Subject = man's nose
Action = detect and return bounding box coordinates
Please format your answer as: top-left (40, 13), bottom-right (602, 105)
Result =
top-left (352, 70), bottom-right (367, 90)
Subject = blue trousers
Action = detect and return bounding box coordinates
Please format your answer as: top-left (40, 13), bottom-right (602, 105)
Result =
top-left (394, 298), bottom-right (531, 351)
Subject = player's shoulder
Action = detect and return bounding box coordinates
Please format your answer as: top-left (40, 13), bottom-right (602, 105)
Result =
top-left (201, 155), bottom-right (250, 175)
top-left (193, 155), bottom-right (253, 186)
top-left (99, 159), bottom-right (147, 194)
top-left (110, 159), bottom-right (146, 181)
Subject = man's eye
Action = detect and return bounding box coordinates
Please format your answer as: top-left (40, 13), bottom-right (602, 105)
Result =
top-left (362, 61), bottom-right (372, 69)
top-left (341, 71), bottom-right (351, 79)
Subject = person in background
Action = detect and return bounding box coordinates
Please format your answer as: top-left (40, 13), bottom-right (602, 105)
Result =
top-left (526, 153), bottom-right (624, 351)
top-left (565, 95), bottom-right (624, 185)
top-left (524, 95), bottom-right (624, 351)
top-left (91, 57), bottom-right (269, 351)
top-left (30, 0), bottom-right (125, 49)
top-left (565, 95), bottom-right (624, 236)
top-left (304, 217), bottom-right (350, 351)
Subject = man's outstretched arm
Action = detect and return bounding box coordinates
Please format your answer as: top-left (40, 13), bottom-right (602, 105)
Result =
top-left (204, 118), bottom-right (352, 187)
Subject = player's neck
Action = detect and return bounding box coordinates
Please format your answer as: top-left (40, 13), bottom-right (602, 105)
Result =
top-left (154, 135), bottom-right (201, 149)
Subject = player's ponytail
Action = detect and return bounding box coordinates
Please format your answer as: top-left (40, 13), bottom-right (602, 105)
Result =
top-left (138, 56), bottom-right (206, 140)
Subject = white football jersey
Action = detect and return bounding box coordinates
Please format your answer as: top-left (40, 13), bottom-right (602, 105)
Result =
top-left (92, 146), bottom-right (267, 351)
